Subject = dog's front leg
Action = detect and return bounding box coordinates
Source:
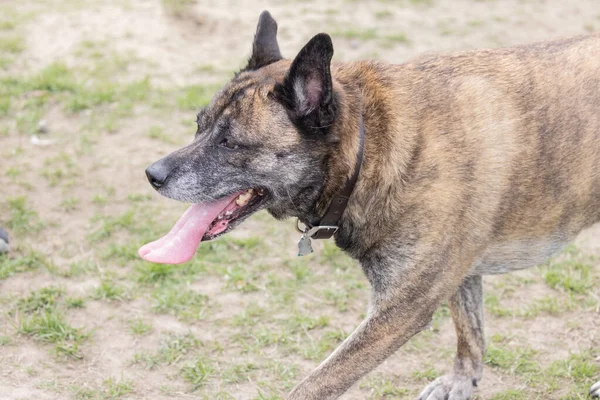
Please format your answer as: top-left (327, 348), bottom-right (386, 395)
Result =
top-left (288, 304), bottom-right (433, 400)
top-left (287, 255), bottom-right (461, 400)
top-left (418, 275), bottom-right (484, 400)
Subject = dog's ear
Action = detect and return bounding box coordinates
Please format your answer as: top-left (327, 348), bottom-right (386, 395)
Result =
top-left (245, 11), bottom-right (282, 70)
top-left (275, 33), bottom-right (336, 135)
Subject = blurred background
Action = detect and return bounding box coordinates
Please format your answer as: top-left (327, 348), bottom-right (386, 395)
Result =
top-left (0, 0), bottom-right (599, 399)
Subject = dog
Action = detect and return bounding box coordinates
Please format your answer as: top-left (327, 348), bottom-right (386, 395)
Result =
top-left (140, 11), bottom-right (600, 400)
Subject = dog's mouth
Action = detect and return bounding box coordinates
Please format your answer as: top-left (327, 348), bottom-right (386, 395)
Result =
top-left (138, 188), bottom-right (266, 264)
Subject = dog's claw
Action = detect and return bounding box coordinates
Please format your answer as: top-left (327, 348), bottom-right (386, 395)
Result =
top-left (590, 381), bottom-right (600, 399)
top-left (417, 375), bottom-right (475, 400)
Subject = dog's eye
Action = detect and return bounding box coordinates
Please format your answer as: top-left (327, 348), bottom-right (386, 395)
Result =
top-left (220, 138), bottom-right (239, 150)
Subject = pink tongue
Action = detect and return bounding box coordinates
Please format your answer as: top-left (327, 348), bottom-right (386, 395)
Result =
top-left (138, 193), bottom-right (238, 264)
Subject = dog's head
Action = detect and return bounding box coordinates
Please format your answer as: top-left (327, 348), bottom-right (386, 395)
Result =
top-left (140, 11), bottom-right (341, 264)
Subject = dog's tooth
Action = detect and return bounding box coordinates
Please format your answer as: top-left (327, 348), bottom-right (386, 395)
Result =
top-left (236, 191), bottom-right (252, 206)
top-left (225, 211), bottom-right (233, 216)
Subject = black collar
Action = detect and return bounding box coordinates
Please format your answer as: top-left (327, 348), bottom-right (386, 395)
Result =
top-left (300, 115), bottom-right (365, 240)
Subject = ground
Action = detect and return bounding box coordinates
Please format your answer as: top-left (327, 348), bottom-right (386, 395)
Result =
top-left (0, 0), bottom-right (599, 399)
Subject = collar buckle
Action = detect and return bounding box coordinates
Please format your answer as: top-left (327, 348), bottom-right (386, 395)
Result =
top-left (306, 225), bottom-right (338, 240)
top-left (296, 219), bottom-right (339, 240)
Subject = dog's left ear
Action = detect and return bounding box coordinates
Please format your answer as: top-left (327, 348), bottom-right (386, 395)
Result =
top-left (275, 33), bottom-right (336, 135)
top-left (245, 11), bottom-right (282, 70)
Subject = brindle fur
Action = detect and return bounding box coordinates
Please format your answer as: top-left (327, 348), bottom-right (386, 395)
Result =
top-left (145, 11), bottom-right (600, 400)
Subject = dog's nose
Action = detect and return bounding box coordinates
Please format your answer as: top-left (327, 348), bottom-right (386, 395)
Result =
top-left (145, 161), bottom-right (170, 190)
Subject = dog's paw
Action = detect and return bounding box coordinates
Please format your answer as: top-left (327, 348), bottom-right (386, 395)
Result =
top-left (417, 375), bottom-right (476, 400)
top-left (591, 381), bottom-right (600, 399)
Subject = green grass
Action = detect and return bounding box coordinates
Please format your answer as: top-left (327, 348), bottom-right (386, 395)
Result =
top-left (132, 332), bottom-right (200, 369)
top-left (94, 279), bottom-right (126, 301)
top-left (300, 329), bottom-right (346, 361)
top-left (0, 35), bottom-right (25, 53)
top-left (176, 84), bottom-right (217, 110)
top-left (332, 28), bottom-right (378, 41)
top-left (222, 362), bottom-right (258, 384)
top-left (489, 390), bottom-right (526, 400)
top-left (0, 250), bottom-right (50, 280)
top-left (382, 33), bottom-right (410, 46)
top-left (51, 259), bottom-right (97, 278)
top-left (0, 19), bottom-right (17, 31)
top-left (546, 351), bottom-right (598, 380)
top-left (360, 376), bottom-right (409, 399)
top-left (147, 125), bottom-right (174, 143)
top-left (128, 318), bottom-right (152, 336)
top-left (136, 262), bottom-right (174, 283)
top-left (484, 344), bottom-right (540, 375)
top-left (0, 335), bottom-right (12, 346)
top-left (65, 296), bottom-right (85, 308)
top-left (0, 96), bottom-right (9, 115)
top-left (4, 196), bottom-right (44, 234)
top-left (30, 63), bottom-right (78, 92)
top-left (412, 366), bottom-right (439, 381)
top-left (374, 10), bottom-right (393, 19)
top-left (17, 286), bottom-right (64, 314)
top-left (59, 197), bottom-right (80, 212)
top-left (67, 84), bottom-right (116, 112)
top-left (127, 193), bottom-right (152, 203)
top-left (88, 210), bottom-right (137, 242)
top-left (542, 259), bottom-right (592, 294)
top-left (19, 309), bottom-right (86, 357)
top-left (102, 377), bottom-right (134, 399)
top-left (161, 0), bottom-right (196, 16)
top-left (221, 264), bottom-right (260, 292)
top-left (181, 357), bottom-right (214, 391)
top-left (151, 285), bottom-right (208, 320)
top-left (484, 294), bottom-right (513, 317)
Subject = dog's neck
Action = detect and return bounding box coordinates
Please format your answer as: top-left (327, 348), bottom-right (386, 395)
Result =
top-left (311, 61), bottom-right (420, 257)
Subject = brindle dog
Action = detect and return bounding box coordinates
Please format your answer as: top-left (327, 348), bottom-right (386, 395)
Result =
top-left (143, 11), bottom-right (600, 400)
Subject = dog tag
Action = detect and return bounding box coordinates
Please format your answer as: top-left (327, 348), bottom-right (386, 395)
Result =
top-left (297, 234), bottom-right (314, 257)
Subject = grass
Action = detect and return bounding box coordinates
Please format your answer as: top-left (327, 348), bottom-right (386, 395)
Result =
top-left (147, 125), bottom-right (174, 143)
top-left (0, 250), bottom-right (50, 280)
top-left (102, 377), bottom-right (134, 399)
top-left (161, 0), bottom-right (197, 17)
top-left (151, 285), bottom-right (208, 320)
top-left (19, 309), bottom-right (86, 357)
top-left (94, 279), bottom-right (126, 301)
top-left (0, 35), bottom-right (25, 53)
top-left (128, 318), bottom-right (152, 336)
top-left (176, 84), bottom-right (218, 110)
top-left (181, 357), bottom-right (214, 391)
top-left (542, 258), bottom-right (592, 294)
top-left (4, 196), bottom-right (44, 234)
top-left (360, 376), bottom-right (409, 398)
top-left (15, 287), bottom-right (87, 357)
top-left (484, 344), bottom-right (540, 376)
top-left (332, 28), bottom-right (378, 41)
top-left (489, 390), bottom-right (526, 400)
top-left (17, 286), bottom-right (64, 314)
top-left (223, 362), bottom-right (258, 384)
top-left (132, 332), bottom-right (200, 369)
top-left (65, 296), bottom-right (85, 308)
